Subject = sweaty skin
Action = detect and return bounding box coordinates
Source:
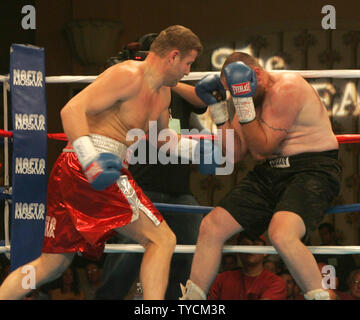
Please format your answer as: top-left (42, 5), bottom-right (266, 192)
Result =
top-left (230, 71), bottom-right (338, 161)
top-left (255, 72), bottom-right (337, 157)
top-left (173, 70), bottom-right (338, 164)
top-left (61, 50), bottom-right (198, 146)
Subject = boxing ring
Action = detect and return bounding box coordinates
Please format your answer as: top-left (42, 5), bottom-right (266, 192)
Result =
top-left (1, 44), bottom-right (360, 271)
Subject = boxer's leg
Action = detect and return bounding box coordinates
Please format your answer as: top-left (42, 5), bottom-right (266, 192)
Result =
top-left (0, 252), bottom-right (75, 300)
top-left (268, 211), bottom-right (336, 300)
top-left (114, 210), bottom-right (176, 300)
top-left (181, 207), bottom-right (243, 299)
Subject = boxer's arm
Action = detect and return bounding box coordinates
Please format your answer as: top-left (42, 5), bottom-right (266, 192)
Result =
top-left (156, 105), bottom-right (222, 175)
top-left (218, 114), bottom-right (248, 163)
top-left (61, 64), bottom-right (142, 143)
top-left (172, 82), bottom-right (206, 107)
top-left (242, 82), bottom-right (302, 160)
top-left (155, 105), bottom-right (180, 149)
top-left (60, 64), bottom-right (140, 190)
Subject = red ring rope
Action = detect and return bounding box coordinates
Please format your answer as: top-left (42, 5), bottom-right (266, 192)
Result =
top-left (1, 129), bottom-right (360, 144)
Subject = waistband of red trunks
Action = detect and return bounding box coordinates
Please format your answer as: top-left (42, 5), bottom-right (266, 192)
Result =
top-left (63, 134), bottom-right (131, 168)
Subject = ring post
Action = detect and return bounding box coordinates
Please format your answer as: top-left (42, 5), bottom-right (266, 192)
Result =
top-left (9, 44), bottom-right (48, 271)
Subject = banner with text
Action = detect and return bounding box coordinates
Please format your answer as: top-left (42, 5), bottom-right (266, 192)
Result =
top-left (9, 44), bottom-right (47, 270)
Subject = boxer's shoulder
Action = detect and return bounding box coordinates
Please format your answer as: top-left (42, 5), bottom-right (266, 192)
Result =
top-left (271, 73), bottom-right (305, 99)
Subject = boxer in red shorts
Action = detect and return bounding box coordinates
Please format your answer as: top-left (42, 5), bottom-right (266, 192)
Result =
top-left (42, 134), bottom-right (164, 261)
top-left (0, 25), bottom-right (206, 300)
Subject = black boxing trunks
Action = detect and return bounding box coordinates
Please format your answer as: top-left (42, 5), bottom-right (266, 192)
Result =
top-left (217, 150), bottom-right (341, 240)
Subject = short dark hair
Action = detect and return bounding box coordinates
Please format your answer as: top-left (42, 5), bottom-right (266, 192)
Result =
top-left (150, 25), bottom-right (203, 58)
top-left (220, 52), bottom-right (262, 78)
top-left (237, 232), bottom-right (266, 245)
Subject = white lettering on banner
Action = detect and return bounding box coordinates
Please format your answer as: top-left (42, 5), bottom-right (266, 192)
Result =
top-left (15, 113), bottom-right (45, 131)
top-left (13, 69), bottom-right (43, 87)
top-left (44, 216), bottom-right (56, 238)
top-left (15, 202), bottom-right (45, 220)
top-left (15, 157), bottom-right (46, 175)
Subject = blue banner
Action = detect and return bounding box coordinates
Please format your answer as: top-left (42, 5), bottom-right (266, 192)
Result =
top-left (9, 44), bottom-right (47, 270)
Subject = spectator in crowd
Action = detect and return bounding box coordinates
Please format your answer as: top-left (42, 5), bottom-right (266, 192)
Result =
top-left (279, 271), bottom-right (296, 299)
top-left (49, 265), bottom-right (84, 300)
top-left (263, 259), bottom-right (277, 274)
top-left (337, 269), bottom-right (360, 300)
top-left (315, 222), bottom-right (357, 291)
top-left (347, 269), bottom-right (360, 300)
top-left (220, 254), bottom-right (238, 272)
top-left (81, 262), bottom-right (102, 300)
top-left (207, 233), bottom-right (286, 300)
top-left (263, 257), bottom-right (284, 275)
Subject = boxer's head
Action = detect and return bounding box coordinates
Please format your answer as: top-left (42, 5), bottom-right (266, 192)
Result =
top-left (150, 25), bottom-right (203, 59)
top-left (150, 25), bottom-right (203, 86)
top-left (221, 52), bottom-right (266, 107)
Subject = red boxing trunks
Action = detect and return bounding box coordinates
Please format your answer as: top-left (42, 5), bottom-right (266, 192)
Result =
top-left (42, 134), bottom-right (163, 260)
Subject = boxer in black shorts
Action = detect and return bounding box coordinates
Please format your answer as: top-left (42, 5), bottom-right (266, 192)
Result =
top-left (174, 52), bottom-right (341, 300)
top-left (219, 150), bottom-right (341, 242)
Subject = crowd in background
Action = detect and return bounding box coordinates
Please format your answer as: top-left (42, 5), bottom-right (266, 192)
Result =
top-left (0, 222), bottom-right (358, 300)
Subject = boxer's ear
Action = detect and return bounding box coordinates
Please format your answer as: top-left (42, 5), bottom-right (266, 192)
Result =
top-left (253, 67), bottom-right (264, 83)
top-left (220, 75), bottom-right (228, 90)
top-left (168, 49), bottom-right (180, 64)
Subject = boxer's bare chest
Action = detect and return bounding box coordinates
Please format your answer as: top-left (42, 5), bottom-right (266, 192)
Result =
top-left (87, 86), bottom-right (170, 145)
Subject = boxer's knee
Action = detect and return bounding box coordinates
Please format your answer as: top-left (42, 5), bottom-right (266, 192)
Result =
top-left (268, 211), bottom-right (305, 250)
top-left (144, 222), bottom-right (176, 253)
top-left (160, 224), bottom-right (177, 252)
top-left (199, 207), bottom-right (229, 242)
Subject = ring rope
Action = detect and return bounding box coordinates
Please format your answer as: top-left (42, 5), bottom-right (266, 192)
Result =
top-left (2, 69), bottom-right (360, 83)
top-left (153, 202), bottom-right (360, 215)
top-left (1, 244), bottom-right (359, 255)
top-left (1, 129), bottom-right (360, 144)
top-left (103, 244), bottom-right (360, 255)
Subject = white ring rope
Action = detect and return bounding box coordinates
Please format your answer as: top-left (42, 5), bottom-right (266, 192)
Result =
top-left (1, 69), bottom-right (360, 84)
top-left (104, 244), bottom-right (360, 255)
top-left (1, 244), bottom-right (359, 255)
